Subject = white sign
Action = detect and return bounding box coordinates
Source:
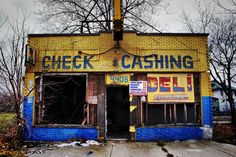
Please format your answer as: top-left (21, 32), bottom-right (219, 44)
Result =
top-left (129, 81), bottom-right (147, 96)
top-left (88, 96), bottom-right (98, 104)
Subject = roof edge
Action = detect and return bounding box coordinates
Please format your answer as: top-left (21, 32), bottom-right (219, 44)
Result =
top-left (28, 30), bottom-right (209, 37)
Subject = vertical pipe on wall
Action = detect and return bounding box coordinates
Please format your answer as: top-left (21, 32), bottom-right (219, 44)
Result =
top-left (39, 76), bottom-right (43, 123)
top-left (87, 103), bottom-right (90, 125)
top-left (164, 103), bottom-right (166, 124)
top-left (145, 98), bottom-right (148, 125)
top-left (174, 103), bottom-right (177, 124)
top-left (169, 104), bottom-right (172, 123)
top-left (194, 103), bottom-right (197, 124)
top-left (86, 74), bottom-right (90, 125)
top-left (184, 103), bottom-right (187, 123)
top-left (140, 98), bottom-right (143, 125)
top-left (104, 85), bottom-right (107, 140)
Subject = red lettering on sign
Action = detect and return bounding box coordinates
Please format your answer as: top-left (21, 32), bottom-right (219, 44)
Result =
top-left (160, 77), bottom-right (170, 92)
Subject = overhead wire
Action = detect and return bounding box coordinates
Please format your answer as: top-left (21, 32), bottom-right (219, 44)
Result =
top-left (35, 11), bottom-right (209, 64)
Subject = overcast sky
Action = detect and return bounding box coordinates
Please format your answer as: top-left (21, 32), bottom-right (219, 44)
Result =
top-left (0, 0), bottom-right (230, 33)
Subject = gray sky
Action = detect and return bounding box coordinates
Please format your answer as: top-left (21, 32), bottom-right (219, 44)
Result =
top-left (0, 0), bottom-right (230, 33)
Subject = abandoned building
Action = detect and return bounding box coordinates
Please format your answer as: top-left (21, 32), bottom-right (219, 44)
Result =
top-left (23, 31), bottom-right (212, 141)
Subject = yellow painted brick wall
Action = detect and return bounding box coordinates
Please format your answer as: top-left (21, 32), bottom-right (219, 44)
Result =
top-left (24, 73), bottom-right (35, 97)
top-left (27, 32), bottom-right (209, 73)
top-left (200, 72), bottom-right (212, 96)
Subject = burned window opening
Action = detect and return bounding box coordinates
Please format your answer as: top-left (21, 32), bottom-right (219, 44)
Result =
top-left (147, 104), bottom-right (165, 125)
top-left (35, 75), bottom-right (87, 125)
top-left (146, 103), bottom-right (200, 126)
top-left (176, 104), bottom-right (185, 123)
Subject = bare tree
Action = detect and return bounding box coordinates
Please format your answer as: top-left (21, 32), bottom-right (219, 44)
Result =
top-left (180, 0), bottom-right (213, 33)
top-left (0, 13), bottom-right (7, 29)
top-left (180, 1), bottom-right (236, 125)
top-left (0, 9), bottom-right (29, 129)
top-left (37, 0), bottom-right (163, 33)
top-left (215, 0), bottom-right (236, 14)
top-left (209, 16), bottom-right (236, 125)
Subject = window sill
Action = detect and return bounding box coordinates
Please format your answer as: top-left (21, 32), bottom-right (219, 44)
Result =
top-left (32, 124), bottom-right (97, 128)
top-left (139, 123), bottom-right (201, 128)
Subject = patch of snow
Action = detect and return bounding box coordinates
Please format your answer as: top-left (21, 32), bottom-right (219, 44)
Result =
top-left (86, 140), bottom-right (100, 145)
top-left (186, 140), bottom-right (196, 143)
top-left (80, 143), bottom-right (89, 147)
top-left (56, 141), bottom-right (80, 148)
top-left (173, 140), bottom-right (180, 143)
top-left (201, 126), bottom-right (213, 139)
top-left (55, 140), bottom-right (100, 148)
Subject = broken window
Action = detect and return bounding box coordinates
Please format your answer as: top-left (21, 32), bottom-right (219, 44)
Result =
top-left (35, 75), bottom-right (87, 125)
top-left (147, 104), bottom-right (165, 125)
top-left (146, 103), bottom-right (200, 125)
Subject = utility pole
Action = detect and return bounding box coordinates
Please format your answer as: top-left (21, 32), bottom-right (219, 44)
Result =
top-left (113, 0), bottom-right (123, 41)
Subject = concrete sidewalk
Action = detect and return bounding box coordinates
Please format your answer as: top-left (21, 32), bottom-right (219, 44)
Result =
top-left (27, 140), bottom-right (236, 157)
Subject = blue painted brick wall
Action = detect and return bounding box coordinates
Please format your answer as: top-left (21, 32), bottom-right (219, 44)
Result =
top-left (136, 127), bottom-right (203, 141)
top-left (23, 96), bottom-right (33, 126)
top-left (202, 96), bottom-right (213, 126)
top-left (23, 96), bottom-right (98, 141)
top-left (23, 96), bottom-right (34, 140)
top-left (31, 127), bottom-right (98, 141)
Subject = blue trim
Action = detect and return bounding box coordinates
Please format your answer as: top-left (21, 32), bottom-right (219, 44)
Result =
top-left (31, 127), bottom-right (98, 141)
top-left (23, 96), bottom-right (98, 141)
top-left (23, 96), bottom-right (34, 140)
top-left (136, 127), bottom-right (203, 141)
top-left (202, 96), bottom-right (213, 126)
top-left (23, 96), bottom-right (33, 126)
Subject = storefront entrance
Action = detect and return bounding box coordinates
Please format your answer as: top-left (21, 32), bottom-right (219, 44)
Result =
top-left (106, 86), bottom-right (130, 139)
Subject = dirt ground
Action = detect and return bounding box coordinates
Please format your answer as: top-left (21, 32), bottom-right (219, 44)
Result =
top-left (213, 123), bottom-right (236, 145)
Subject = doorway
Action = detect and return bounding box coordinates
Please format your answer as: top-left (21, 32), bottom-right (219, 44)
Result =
top-left (107, 86), bottom-right (130, 139)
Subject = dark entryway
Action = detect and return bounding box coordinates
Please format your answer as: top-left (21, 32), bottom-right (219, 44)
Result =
top-left (107, 86), bottom-right (130, 139)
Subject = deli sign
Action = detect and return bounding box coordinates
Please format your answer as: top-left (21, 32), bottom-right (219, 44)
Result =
top-left (147, 74), bottom-right (194, 103)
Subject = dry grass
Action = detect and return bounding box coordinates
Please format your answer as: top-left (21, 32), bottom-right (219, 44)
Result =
top-left (0, 113), bottom-right (15, 121)
top-left (0, 113), bottom-right (25, 157)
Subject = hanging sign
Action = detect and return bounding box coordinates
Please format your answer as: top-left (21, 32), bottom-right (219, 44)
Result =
top-left (129, 81), bottom-right (147, 96)
top-left (147, 74), bottom-right (194, 103)
top-left (106, 73), bottom-right (130, 85)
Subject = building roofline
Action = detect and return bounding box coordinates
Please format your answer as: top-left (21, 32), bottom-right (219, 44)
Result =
top-left (137, 32), bottom-right (208, 36)
top-left (28, 31), bottom-right (209, 37)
